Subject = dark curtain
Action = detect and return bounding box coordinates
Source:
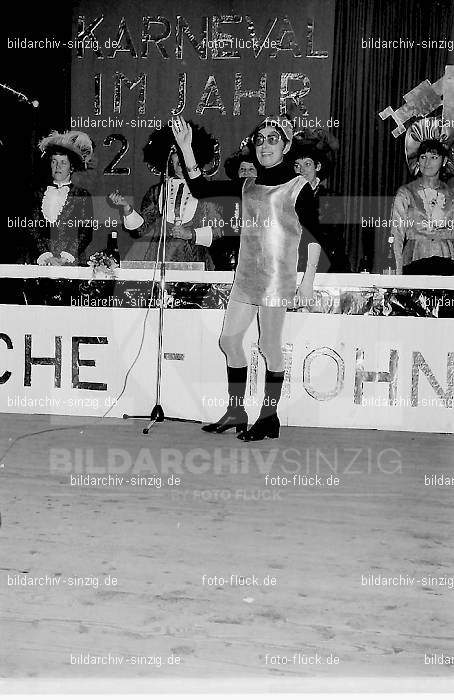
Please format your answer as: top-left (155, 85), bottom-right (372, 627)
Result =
top-left (0, 1), bottom-right (72, 262)
top-left (331, 0), bottom-right (454, 272)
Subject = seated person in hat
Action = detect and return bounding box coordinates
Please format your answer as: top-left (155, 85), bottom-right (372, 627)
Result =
top-left (108, 122), bottom-right (224, 269)
top-left (391, 125), bottom-right (454, 275)
top-left (27, 131), bottom-right (94, 265)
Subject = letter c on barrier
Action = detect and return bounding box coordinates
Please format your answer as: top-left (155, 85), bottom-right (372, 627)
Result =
top-left (0, 333), bottom-right (13, 384)
top-left (302, 347), bottom-right (345, 400)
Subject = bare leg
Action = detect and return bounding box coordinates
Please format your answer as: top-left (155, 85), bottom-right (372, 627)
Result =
top-left (238, 305), bottom-right (288, 442)
top-left (257, 305), bottom-right (287, 372)
top-left (219, 298), bottom-right (258, 367)
top-left (202, 299), bottom-right (257, 434)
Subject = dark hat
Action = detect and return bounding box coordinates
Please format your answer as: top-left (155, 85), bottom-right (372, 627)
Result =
top-left (224, 143), bottom-right (257, 180)
top-left (289, 128), bottom-right (338, 179)
top-left (143, 121), bottom-right (218, 175)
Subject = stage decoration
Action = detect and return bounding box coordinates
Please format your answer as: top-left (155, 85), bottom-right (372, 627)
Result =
top-left (174, 15), bottom-right (207, 60)
top-left (72, 3), bottom-right (334, 240)
top-left (379, 69), bottom-right (447, 137)
top-left (113, 72), bottom-right (146, 115)
top-left (280, 73), bottom-right (311, 113)
top-left (2, 279), bottom-right (454, 317)
top-left (306, 19), bottom-right (328, 59)
top-left (109, 16), bottom-right (138, 58)
top-left (103, 134), bottom-right (130, 175)
top-left (195, 75), bottom-right (227, 115)
top-left (94, 73), bottom-right (102, 115)
top-left (170, 73), bottom-right (186, 115)
top-left (211, 15), bottom-right (242, 60)
top-left (233, 72), bottom-right (267, 116)
top-left (38, 130), bottom-right (94, 169)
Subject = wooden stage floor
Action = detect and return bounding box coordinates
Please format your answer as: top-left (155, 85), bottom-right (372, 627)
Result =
top-left (0, 413), bottom-right (453, 693)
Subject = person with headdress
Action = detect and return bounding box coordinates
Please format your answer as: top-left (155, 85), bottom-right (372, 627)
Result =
top-left (28, 130), bottom-right (94, 265)
top-left (290, 130), bottom-right (350, 272)
top-left (391, 117), bottom-right (454, 275)
top-left (172, 114), bottom-right (328, 442)
top-left (109, 122), bottom-right (224, 269)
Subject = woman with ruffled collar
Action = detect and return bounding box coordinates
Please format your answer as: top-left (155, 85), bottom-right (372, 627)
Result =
top-left (391, 121), bottom-right (454, 275)
top-left (28, 130), bottom-right (94, 266)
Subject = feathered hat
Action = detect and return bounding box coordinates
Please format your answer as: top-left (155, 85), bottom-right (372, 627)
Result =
top-left (143, 121), bottom-right (219, 176)
top-left (38, 130), bottom-right (94, 170)
top-left (405, 116), bottom-right (454, 175)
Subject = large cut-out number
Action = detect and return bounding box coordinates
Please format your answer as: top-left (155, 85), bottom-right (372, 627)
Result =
top-left (103, 134), bottom-right (130, 175)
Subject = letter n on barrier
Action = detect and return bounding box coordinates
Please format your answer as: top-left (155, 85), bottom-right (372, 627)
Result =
top-left (411, 351), bottom-right (454, 408)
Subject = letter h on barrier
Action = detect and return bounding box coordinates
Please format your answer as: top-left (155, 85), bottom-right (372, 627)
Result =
top-left (24, 334), bottom-right (62, 387)
top-left (354, 348), bottom-right (398, 405)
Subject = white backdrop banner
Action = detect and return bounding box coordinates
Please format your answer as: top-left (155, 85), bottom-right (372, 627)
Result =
top-left (0, 304), bottom-right (453, 433)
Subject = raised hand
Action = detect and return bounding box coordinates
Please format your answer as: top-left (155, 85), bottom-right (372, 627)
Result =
top-left (171, 116), bottom-right (192, 151)
top-left (109, 191), bottom-right (129, 208)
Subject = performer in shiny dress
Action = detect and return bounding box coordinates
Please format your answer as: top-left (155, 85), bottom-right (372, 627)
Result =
top-left (172, 114), bottom-right (325, 441)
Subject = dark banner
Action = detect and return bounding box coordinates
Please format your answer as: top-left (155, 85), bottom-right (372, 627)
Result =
top-left (70, 0), bottom-right (335, 255)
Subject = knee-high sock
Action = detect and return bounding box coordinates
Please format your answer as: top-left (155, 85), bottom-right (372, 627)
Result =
top-left (259, 369), bottom-right (285, 419)
top-left (226, 365), bottom-right (248, 411)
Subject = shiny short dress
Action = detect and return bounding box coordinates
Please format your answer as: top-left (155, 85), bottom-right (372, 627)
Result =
top-left (231, 176), bottom-right (308, 306)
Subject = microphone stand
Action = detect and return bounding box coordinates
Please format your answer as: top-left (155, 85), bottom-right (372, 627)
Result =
top-left (123, 151), bottom-right (173, 434)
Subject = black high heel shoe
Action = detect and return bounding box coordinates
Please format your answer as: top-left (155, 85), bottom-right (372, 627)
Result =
top-left (202, 408), bottom-right (248, 434)
top-left (237, 413), bottom-right (280, 441)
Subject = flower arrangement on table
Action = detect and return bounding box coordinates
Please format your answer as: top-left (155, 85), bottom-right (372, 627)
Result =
top-left (87, 251), bottom-right (119, 278)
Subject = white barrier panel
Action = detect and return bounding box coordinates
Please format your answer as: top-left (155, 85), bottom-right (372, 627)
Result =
top-left (0, 306), bottom-right (159, 420)
top-left (0, 304), bottom-right (453, 433)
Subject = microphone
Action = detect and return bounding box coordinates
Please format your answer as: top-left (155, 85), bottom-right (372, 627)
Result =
top-left (0, 82), bottom-right (39, 108)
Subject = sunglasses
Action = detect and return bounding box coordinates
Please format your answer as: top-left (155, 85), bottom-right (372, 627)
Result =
top-left (253, 133), bottom-right (282, 146)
